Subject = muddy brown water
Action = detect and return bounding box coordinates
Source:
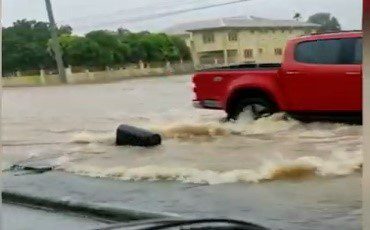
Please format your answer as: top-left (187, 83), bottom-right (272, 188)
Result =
top-left (2, 75), bottom-right (362, 229)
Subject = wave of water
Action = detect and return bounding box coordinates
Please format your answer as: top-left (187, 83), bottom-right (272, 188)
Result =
top-left (60, 113), bottom-right (363, 184)
top-left (71, 132), bottom-right (116, 144)
top-left (69, 113), bottom-right (300, 144)
top-left (62, 148), bottom-right (362, 185)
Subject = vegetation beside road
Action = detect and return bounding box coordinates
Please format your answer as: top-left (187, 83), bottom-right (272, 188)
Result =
top-left (3, 20), bottom-right (191, 76)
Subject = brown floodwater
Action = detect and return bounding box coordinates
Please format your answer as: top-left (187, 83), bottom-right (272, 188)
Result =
top-left (2, 75), bottom-right (362, 229)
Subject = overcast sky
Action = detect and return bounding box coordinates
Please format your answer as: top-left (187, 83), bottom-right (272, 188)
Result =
top-left (3, 0), bottom-right (363, 34)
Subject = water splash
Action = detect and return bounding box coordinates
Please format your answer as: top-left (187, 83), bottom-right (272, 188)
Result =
top-left (71, 131), bottom-right (115, 144)
top-left (63, 149), bottom-right (362, 185)
top-left (152, 112), bottom-right (299, 139)
top-left (67, 113), bottom-right (298, 144)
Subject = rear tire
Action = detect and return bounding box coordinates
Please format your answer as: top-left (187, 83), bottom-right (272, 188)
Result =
top-left (227, 97), bottom-right (276, 121)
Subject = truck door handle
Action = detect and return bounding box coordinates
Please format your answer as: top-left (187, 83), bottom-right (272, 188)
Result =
top-left (213, 76), bottom-right (223, 82)
top-left (286, 71), bottom-right (301, 75)
top-left (346, 72), bottom-right (361, 75)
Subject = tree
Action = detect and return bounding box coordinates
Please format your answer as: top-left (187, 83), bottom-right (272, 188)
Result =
top-left (140, 33), bottom-right (180, 61)
top-left (128, 42), bottom-right (148, 63)
top-left (293, 12), bottom-right (302, 21)
top-left (53, 34), bottom-right (80, 65)
top-left (118, 32), bottom-right (148, 62)
top-left (307, 13), bottom-right (341, 33)
top-left (3, 19), bottom-right (191, 75)
top-left (117, 27), bottom-right (131, 36)
top-left (2, 19), bottom-right (73, 74)
top-left (58, 25), bottom-right (73, 35)
top-left (64, 37), bottom-right (112, 67)
top-left (3, 20), bottom-right (54, 73)
top-left (170, 36), bottom-right (191, 61)
top-left (86, 30), bottom-right (129, 64)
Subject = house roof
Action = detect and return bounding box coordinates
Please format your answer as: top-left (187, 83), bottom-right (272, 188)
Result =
top-left (164, 16), bottom-right (320, 34)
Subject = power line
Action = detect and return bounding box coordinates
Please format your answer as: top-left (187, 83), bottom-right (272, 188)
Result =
top-left (63, 0), bottom-right (253, 30)
top-left (111, 0), bottom-right (253, 23)
top-left (60, 0), bottom-right (201, 24)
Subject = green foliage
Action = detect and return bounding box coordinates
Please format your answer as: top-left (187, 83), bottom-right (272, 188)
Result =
top-left (64, 36), bottom-right (107, 66)
top-left (58, 25), bottom-right (73, 36)
top-left (86, 30), bottom-right (129, 64)
top-left (140, 33), bottom-right (179, 61)
top-left (307, 13), bottom-right (341, 33)
top-left (170, 35), bottom-right (192, 60)
top-left (2, 19), bottom-right (73, 74)
top-left (118, 32), bottom-right (147, 62)
top-left (3, 19), bottom-right (192, 75)
top-left (3, 20), bottom-right (53, 73)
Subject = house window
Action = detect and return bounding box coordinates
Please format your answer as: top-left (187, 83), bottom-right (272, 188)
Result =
top-left (228, 31), bottom-right (238, 41)
top-left (202, 33), bottom-right (215, 44)
top-left (275, 48), bottom-right (283, 56)
top-left (258, 48), bottom-right (264, 54)
top-left (244, 49), bottom-right (254, 58)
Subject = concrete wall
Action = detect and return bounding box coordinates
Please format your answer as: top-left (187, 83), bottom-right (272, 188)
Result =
top-left (189, 28), bottom-right (317, 67)
top-left (2, 62), bottom-right (194, 87)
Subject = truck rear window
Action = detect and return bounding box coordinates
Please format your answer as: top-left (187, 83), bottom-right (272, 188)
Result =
top-left (295, 38), bottom-right (362, 65)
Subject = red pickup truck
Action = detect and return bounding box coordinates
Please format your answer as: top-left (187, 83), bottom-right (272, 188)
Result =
top-left (192, 31), bottom-right (362, 122)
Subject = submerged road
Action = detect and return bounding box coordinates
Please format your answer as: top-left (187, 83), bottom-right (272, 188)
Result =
top-left (2, 75), bottom-right (362, 229)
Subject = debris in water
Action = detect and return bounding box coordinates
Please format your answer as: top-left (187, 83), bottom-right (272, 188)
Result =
top-left (116, 124), bottom-right (161, 147)
top-left (9, 164), bottom-right (54, 174)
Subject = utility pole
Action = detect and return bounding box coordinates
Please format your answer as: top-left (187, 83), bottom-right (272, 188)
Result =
top-left (45, 0), bottom-right (67, 83)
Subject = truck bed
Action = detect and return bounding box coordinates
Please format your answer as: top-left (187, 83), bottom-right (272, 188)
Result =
top-left (193, 64), bottom-right (280, 110)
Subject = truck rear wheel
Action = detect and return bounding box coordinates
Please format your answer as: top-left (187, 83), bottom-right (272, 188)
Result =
top-left (227, 97), bottom-right (275, 121)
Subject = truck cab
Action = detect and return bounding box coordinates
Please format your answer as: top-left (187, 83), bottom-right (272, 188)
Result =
top-left (279, 32), bottom-right (362, 112)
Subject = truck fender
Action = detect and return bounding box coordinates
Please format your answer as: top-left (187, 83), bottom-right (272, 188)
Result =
top-left (223, 74), bottom-right (287, 112)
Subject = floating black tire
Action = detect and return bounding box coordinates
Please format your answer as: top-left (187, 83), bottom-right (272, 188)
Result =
top-left (116, 124), bottom-right (161, 147)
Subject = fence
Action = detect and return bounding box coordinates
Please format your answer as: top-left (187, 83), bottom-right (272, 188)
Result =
top-left (2, 61), bottom-right (195, 87)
